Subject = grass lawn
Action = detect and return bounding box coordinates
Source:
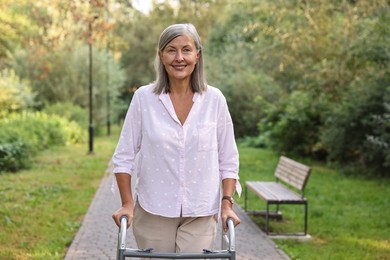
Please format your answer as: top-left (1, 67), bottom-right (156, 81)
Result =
top-left (237, 145), bottom-right (390, 260)
top-left (0, 131), bottom-right (118, 260)
top-left (1, 129), bottom-right (389, 260)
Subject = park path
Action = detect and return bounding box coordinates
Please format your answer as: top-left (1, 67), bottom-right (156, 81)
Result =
top-left (64, 162), bottom-right (290, 260)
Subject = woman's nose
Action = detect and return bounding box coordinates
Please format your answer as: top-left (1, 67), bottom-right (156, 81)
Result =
top-left (175, 51), bottom-right (184, 61)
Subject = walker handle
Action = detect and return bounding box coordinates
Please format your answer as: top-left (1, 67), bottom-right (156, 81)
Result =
top-left (225, 217), bottom-right (235, 252)
top-left (118, 216), bottom-right (128, 250)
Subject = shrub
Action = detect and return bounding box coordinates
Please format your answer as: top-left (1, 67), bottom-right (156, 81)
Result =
top-left (0, 112), bottom-right (85, 173)
top-left (42, 102), bottom-right (88, 130)
top-left (321, 82), bottom-right (390, 176)
top-left (0, 141), bottom-right (29, 172)
top-left (262, 91), bottom-right (327, 159)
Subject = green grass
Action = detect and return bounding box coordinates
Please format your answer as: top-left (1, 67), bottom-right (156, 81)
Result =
top-left (1, 131), bottom-right (389, 260)
top-left (0, 130), bottom-right (118, 260)
top-left (237, 145), bottom-right (390, 260)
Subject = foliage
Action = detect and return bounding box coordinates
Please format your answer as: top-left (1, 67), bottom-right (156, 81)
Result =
top-left (206, 45), bottom-right (283, 137)
top-left (319, 4), bottom-right (390, 175)
top-left (0, 112), bottom-right (85, 172)
top-left (260, 91), bottom-right (326, 158)
top-left (0, 69), bottom-right (36, 117)
top-left (322, 83), bottom-right (390, 175)
top-left (1, 0), bottom-right (389, 175)
top-left (2, 0), bottom-right (126, 131)
top-left (206, 0), bottom-right (390, 175)
top-left (0, 0), bottom-right (37, 66)
top-left (12, 44), bottom-right (125, 132)
top-left (364, 88), bottom-right (390, 171)
top-left (42, 102), bottom-right (88, 130)
top-left (0, 141), bottom-right (29, 172)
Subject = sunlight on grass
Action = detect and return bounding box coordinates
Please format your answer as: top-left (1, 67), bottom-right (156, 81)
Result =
top-left (349, 237), bottom-right (390, 250)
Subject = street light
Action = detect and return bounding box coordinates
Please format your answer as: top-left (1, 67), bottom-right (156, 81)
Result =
top-left (106, 50), bottom-right (111, 137)
top-left (105, 8), bottom-right (112, 137)
top-left (88, 15), bottom-right (98, 154)
top-left (106, 16), bottom-right (111, 137)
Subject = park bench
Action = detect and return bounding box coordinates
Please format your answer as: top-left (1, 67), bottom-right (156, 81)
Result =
top-left (244, 156), bottom-right (311, 236)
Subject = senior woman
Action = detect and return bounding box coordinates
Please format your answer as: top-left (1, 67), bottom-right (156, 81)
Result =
top-left (112, 23), bottom-right (241, 254)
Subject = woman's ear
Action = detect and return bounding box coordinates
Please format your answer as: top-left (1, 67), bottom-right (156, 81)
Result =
top-left (196, 50), bottom-right (201, 62)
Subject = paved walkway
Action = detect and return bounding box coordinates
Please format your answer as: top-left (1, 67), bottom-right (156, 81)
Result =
top-left (64, 164), bottom-right (290, 260)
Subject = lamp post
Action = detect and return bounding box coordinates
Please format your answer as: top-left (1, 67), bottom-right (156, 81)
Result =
top-left (105, 8), bottom-right (112, 137)
top-left (106, 56), bottom-right (111, 136)
top-left (88, 15), bottom-right (98, 154)
top-left (106, 34), bottom-right (111, 136)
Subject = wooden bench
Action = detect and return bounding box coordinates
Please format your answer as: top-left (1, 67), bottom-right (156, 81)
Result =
top-left (244, 156), bottom-right (311, 235)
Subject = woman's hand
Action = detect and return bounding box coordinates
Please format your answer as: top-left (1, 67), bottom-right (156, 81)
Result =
top-left (221, 200), bottom-right (240, 232)
top-left (112, 202), bottom-right (134, 228)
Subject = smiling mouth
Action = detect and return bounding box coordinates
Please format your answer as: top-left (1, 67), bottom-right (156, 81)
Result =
top-left (172, 65), bottom-right (186, 70)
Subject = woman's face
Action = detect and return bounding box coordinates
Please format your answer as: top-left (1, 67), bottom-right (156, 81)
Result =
top-left (160, 34), bottom-right (200, 84)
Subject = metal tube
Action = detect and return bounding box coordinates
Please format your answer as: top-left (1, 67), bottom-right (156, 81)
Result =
top-left (117, 216), bottom-right (128, 260)
top-left (226, 218), bottom-right (235, 252)
top-left (304, 203), bottom-right (308, 235)
top-left (122, 250), bottom-right (233, 259)
top-left (244, 186), bottom-right (248, 212)
top-left (266, 203), bottom-right (270, 235)
top-left (88, 22), bottom-right (94, 154)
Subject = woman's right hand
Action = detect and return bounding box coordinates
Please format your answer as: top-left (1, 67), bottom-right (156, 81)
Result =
top-left (112, 203), bottom-right (134, 228)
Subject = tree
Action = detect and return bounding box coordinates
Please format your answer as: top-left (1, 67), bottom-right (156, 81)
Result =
top-left (205, 0), bottom-right (390, 174)
top-left (0, 69), bottom-right (35, 117)
top-left (0, 0), bottom-right (37, 67)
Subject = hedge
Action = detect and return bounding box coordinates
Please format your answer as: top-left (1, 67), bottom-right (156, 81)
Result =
top-left (0, 112), bottom-right (85, 172)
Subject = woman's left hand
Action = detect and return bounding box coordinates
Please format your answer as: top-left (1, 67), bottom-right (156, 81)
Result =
top-left (221, 200), bottom-right (241, 232)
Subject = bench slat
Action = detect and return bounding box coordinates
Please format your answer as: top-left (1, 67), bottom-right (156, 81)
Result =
top-left (277, 163), bottom-right (308, 181)
top-left (275, 156), bottom-right (311, 191)
top-left (246, 181), bottom-right (305, 203)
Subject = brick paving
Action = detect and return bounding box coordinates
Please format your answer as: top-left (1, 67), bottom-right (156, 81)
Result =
top-left (64, 164), bottom-right (290, 260)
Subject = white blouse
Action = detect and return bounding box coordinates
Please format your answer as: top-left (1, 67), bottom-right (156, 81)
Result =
top-left (112, 84), bottom-right (240, 218)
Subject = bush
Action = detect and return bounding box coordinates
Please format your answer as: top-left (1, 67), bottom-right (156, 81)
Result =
top-left (262, 91), bottom-right (327, 159)
top-left (0, 112), bottom-right (85, 173)
top-left (0, 141), bottom-right (29, 172)
top-left (42, 102), bottom-right (88, 130)
top-left (322, 84), bottom-right (390, 176)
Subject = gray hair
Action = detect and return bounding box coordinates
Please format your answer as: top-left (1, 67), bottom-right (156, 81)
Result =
top-left (153, 23), bottom-right (207, 94)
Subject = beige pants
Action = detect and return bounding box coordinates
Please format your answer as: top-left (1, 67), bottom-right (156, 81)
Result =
top-left (133, 204), bottom-right (217, 254)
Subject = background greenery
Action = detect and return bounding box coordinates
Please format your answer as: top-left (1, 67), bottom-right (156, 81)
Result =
top-left (0, 112), bottom-right (85, 172)
top-left (2, 0), bottom-right (388, 176)
top-left (0, 0), bottom-right (389, 259)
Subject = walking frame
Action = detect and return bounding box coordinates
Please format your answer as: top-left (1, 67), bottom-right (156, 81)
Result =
top-left (116, 216), bottom-right (236, 259)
